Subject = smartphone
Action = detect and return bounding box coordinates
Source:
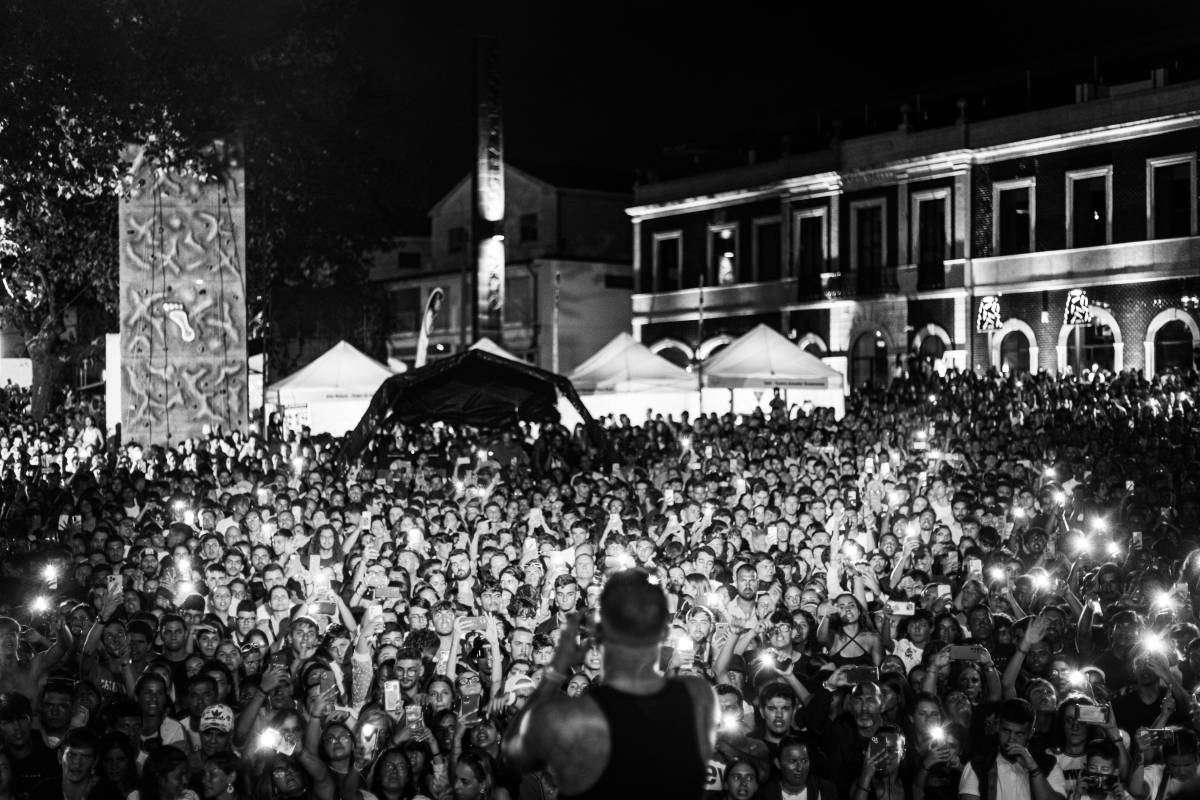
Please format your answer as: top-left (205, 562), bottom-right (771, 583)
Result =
top-left (311, 601), bottom-right (337, 616)
top-left (1076, 705), bottom-right (1111, 725)
top-left (844, 666), bottom-right (880, 685)
top-left (886, 601), bottom-right (916, 616)
top-left (1131, 531), bottom-right (1143, 549)
top-left (765, 525), bottom-right (779, 548)
top-left (267, 651), bottom-right (289, 668)
top-left (274, 734), bottom-right (297, 758)
top-left (867, 731), bottom-right (904, 765)
top-left (1146, 728), bottom-right (1178, 747)
top-left (663, 488), bottom-right (675, 504)
top-left (107, 575), bottom-right (123, 596)
top-left (936, 584), bottom-right (953, 599)
top-left (965, 558), bottom-right (983, 576)
top-left (1084, 772), bottom-right (1119, 793)
top-left (949, 644), bottom-right (984, 662)
top-left (864, 457), bottom-right (875, 475)
top-left (1126, 480), bottom-right (1135, 492)
top-left (404, 704), bottom-right (422, 732)
top-left (467, 616), bottom-right (489, 632)
top-left (372, 585), bottom-right (403, 599)
top-left (459, 693), bottom-right (481, 724)
top-left (704, 445), bottom-right (713, 459)
top-left (383, 680), bottom-right (402, 712)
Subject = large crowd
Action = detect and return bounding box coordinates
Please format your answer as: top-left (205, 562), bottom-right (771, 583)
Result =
top-left (0, 362), bottom-right (1198, 800)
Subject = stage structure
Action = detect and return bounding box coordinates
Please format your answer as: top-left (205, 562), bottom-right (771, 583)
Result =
top-left (472, 36), bottom-right (505, 344)
top-left (118, 141), bottom-right (248, 443)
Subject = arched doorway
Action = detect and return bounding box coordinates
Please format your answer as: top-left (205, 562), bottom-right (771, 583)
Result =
top-left (1056, 307), bottom-right (1123, 374)
top-left (1155, 320), bottom-right (1195, 374)
top-left (796, 332), bottom-right (828, 357)
top-left (999, 331), bottom-right (1031, 374)
top-left (698, 335), bottom-right (734, 361)
top-left (918, 335), bottom-right (946, 361)
top-left (649, 338), bottom-right (694, 370)
top-left (1064, 323), bottom-right (1115, 373)
top-left (990, 318), bottom-right (1039, 374)
top-left (850, 331), bottom-right (889, 387)
top-left (1143, 308), bottom-right (1199, 377)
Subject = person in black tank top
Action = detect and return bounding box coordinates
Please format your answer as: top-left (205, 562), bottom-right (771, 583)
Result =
top-left (502, 569), bottom-right (717, 800)
top-left (563, 680), bottom-right (704, 800)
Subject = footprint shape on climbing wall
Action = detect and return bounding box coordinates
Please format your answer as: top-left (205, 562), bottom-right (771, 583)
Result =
top-left (162, 301), bottom-right (196, 342)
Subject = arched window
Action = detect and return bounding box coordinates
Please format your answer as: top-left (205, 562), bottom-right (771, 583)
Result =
top-left (1155, 319), bottom-right (1195, 374)
top-left (918, 335), bottom-right (946, 361)
top-left (656, 346), bottom-right (692, 370)
top-left (1065, 323), bottom-right (1115, 373)
top-left (999, 331), bottom-right (1031, 374)
top-left (850, 331), bottom-right (889, 387)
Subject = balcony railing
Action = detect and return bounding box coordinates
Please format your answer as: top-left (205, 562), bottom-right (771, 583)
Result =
top-left (968, 235), bottom-right (1200, 291)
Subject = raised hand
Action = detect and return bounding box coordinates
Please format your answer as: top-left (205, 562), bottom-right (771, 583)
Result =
top-left (1022, 614), bottom-right (1049, 647)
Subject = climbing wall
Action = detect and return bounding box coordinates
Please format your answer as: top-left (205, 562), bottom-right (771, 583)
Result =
top-left (118, 142), bottom-right (248, 444)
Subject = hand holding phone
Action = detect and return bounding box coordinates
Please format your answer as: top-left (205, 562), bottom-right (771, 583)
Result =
top-left (949, 644), bottom-right (985, 662)
top-left (383, 680), bottom-right (402, 712)
top-left (459, 693), bottom-right (481, 725)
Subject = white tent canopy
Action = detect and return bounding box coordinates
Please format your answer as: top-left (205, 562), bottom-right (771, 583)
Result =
top-left (569, 332), bottom-right (694, 393)
top-left (469, 337), bottom-right (521, 361)
top-left (267, 340), bottom-right (398, 436)
top-left (704, 324), bottom-right (843, 388)
top-left (702, 324), bottom-right (845, 417)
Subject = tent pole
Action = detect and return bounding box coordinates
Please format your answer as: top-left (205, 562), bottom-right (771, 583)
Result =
top-left (696, 277), bottom-right (704, 416)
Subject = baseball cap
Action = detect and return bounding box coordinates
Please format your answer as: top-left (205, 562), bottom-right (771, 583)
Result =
top-left (502, 673), bottom-right (536, 705)
top-left (199, 704), bottom-right (233, 733)
top-left (180, 594), bottom-right (206, 612)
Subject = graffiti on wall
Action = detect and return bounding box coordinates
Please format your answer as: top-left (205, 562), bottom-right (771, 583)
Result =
top-left (118, 143), bottom-right (248, 443)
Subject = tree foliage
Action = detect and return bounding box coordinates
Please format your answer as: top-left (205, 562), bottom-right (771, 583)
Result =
top-left (0, 0), bottom-right (402, 417)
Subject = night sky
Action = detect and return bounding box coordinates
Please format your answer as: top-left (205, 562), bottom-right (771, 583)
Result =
top-left (354, 1), bottom-right (1200, 218)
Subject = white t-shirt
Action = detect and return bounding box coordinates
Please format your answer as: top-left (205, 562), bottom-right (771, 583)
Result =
top-left (1047, 751), bottom-right (1085, 798)
top-left (960, 758), bottom-right (1066, 800)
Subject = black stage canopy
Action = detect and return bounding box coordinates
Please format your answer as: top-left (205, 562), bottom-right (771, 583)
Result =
top-left (337, 349), bottom-right (597, 463)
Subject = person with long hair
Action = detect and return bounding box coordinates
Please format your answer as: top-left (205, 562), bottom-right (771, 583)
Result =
top-left (819, 593), bottom-right (883, 667)
top-left (97, 733), bottom-right (139, 798)
top-left (364, 746), bottom-right (415, 800)
top-left (200, 753), bottom-right (243, 800)
top-left (253, 750), bottom-right (334, 800)
top-left (134, 746), bottom-right (197, 800)
top-left (451, 751), bottom-right (509, 800)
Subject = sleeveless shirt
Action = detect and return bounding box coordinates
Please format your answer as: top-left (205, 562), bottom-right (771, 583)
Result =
top-left (562, 679), bottom-right (705, 800)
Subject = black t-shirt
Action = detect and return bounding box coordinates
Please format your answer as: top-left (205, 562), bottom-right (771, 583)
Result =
top-left (1112, 685), bottom-right (1187, 738)
top-left (33, 777), bottom-right (125, 800)
top-left (7, 738), bottom-right (62, 800)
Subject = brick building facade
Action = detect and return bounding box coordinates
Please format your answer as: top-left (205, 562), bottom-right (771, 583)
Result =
top-left (627, 77), bottom-right (1200, 389)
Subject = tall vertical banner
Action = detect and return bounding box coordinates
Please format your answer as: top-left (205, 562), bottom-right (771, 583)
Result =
top-left (414, 287), bottom-right (445, 368)
top-left (474, 36), bottom-right (504, 343)
top-left (118, 141), bottom-right (248, 444)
